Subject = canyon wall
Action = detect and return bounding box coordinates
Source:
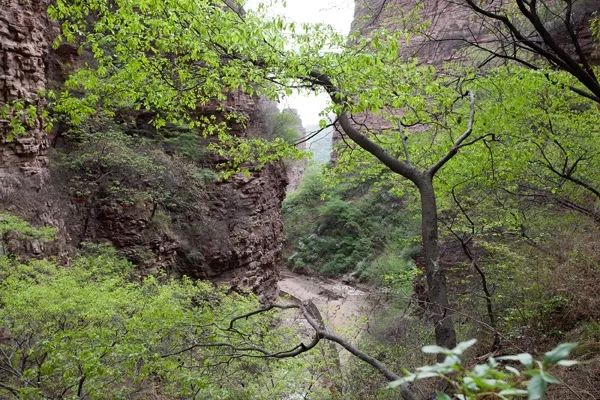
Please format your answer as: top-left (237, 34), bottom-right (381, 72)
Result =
top-left (352, 0), bottom-right (599, 65)
top-left (334, 0), bottom-right (600, 154)
top-left (0, 1), bottom-right (287, 298)
top-left (0, 0), bottom-right (51, 199)
top-left (0, 0), bottom-right (71, 258)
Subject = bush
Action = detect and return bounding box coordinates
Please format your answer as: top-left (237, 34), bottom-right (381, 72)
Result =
top-left (271, 108), bottom-right (304, 143)
top-left (0, 213), bottom-right (56, 257)
top-left (57, 123), bottom-right (214, 213)
top-left (0, 248), bottom-right (319, 399)
top-left (359, 237), bottom-right (421, 292)
top-left (0, 213), bottom-right (55, 242)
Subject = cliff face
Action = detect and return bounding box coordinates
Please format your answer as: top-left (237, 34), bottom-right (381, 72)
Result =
top-left (0, 0), bottom-right (51, 196)
top-left (0, 0), bottom-right (71, 258)
top-left (335, 0), bottom-right (599, 155)
top-left (352, 0), bottom-right (599, 65)
top-left (86, 94), bottom-right (288, 298)
top-left (0, 2), bottom-right (287, 298)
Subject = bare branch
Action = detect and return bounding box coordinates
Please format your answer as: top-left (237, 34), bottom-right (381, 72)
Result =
top-left (428, 91), bottom-right (476, 177)
top-left (228, 303), bottom-right (299, 331)
top-left (293, 119), bottom-right (337, 147)
top-left (462, 0), bottom-right (600, 103)
top-left (220, 300), bottom-right (421, 400)
top-left (533, 142), bottom-right (600, 200)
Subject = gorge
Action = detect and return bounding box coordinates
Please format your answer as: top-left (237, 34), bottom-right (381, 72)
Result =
top-left (1, 1), bottom-right (599, 399)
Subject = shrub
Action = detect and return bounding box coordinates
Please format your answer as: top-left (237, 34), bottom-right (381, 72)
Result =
top-left (0, 249), bottom-right (318, 399)
top-left (55, 120), bottom-right (215, 217)
top-left (389, 340), bottom-right (579, 399)
top-left (283, 167), bottom-right (419, 278)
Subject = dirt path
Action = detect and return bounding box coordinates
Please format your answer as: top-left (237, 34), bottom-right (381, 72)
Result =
top-left (277, 270), bottom-right (381, 342)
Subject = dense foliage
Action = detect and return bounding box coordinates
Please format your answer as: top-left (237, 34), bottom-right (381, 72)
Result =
top-left (0, 245), bottom-right (327, 399)
top-left (389, 340), bottom-right (579, 400)
top-left (57, 119), bottom-right (214, 214)
top-left (47, 0), bottom-right (304, 170)
top-left (284, 167), bottom-right (420, 288)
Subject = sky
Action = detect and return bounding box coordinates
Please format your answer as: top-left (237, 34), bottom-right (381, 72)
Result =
top-left (246, 0), bottom-right (355, 126)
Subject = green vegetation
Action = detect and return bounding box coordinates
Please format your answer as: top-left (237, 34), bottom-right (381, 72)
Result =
top-left (0, 245), bottom-right (328, 399)
top-left (389, 340), bottom-right (578, 400)
top-left (0, 213), bottom-right (55, 242)
top-left (272, 108), bottom-right (304, 144)
top-left (284, 167), bottom-right (420, 289)
top-left (0, 213), bottom-right (56, 256)
top-left (304, 124), bottom-right (333, 164)
top-left (47, 0), bottom-right (302, 170)
top-left (57, 119), bottom-right (214, 214)
top-left (0, 0), bottom-right (598, 398)
top-left (0, 98), bottom-right (52, 141)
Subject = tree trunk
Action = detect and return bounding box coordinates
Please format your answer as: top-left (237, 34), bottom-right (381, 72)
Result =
top-left (417, 176), bottom-right (457, 351)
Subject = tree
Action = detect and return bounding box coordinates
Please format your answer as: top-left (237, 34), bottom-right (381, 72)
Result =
top-left (48, 0), bottom-right (300, 169)
top-left (352, 0), bottom-right (599, 103)
top-left (318, 81), bottom-right (477, 353)
top-left (0, 240), bottom-right (578, 400)
top-left (292, 43), bottom-right (487, 351)
top-left (0, 246), bottom-right (327, 399)
top-left (457, 0), bottom-right (600, 103)
top-left (446, 66), bottom-right (600, 224)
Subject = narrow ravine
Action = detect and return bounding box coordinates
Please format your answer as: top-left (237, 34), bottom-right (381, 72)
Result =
top-left (278, 270), bottom-right (381, 344)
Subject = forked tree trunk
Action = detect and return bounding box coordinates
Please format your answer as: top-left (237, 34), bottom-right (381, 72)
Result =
top-left (326, 106), bottom-right (460, 353)
top-left (417, 176), bottom-right (457, 351)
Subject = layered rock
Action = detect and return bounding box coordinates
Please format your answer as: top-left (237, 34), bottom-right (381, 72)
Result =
top-left (0, 0), bottom-right (52, 195)
top-left (197, 161), bottom-right (287, 300)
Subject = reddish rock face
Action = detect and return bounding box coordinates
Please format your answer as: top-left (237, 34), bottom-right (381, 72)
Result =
top-left (333, 0), bottom-right (599, 156)
top-left (353, 0), bottom-right (599, 65)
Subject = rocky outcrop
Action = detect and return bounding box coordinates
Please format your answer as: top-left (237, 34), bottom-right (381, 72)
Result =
top-left (196, 161), bottom-right (287, 300)
top-left (0, 0), bottom-right (71, 258)
top-left (170, 93), bottom-right (288, 295)
top-left (286, 138), bottom-right (307, 194)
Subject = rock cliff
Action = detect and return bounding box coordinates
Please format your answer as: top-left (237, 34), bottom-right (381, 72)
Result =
top-left (0, 1), bottom-right (287, 298)
top-left (0, 0), bottom-right (51, 196)
top-left (334, 0), bottom-right (600, 153)
top-left (352, 0), bottom-right (599, 65)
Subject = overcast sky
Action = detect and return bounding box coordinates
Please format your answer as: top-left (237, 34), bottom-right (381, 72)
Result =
top-left (246, 0), bottom-right (355, 126)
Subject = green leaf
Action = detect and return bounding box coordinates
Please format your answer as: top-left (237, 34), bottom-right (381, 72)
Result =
top-left (556, 359), bottom-right (578, 367)
top-left (498, 353), bottom-right (534, 368)
top-left (387, 371), bottom-right (440, 388)
top-left (453, 339), bottom-right (477, 354)
top-left (436, 393), bottom-right (452, 400)
top-left (499, 388), bottom-right (528, 396)
top-left (540, 371), bottom-right (561, 384)
top-left (527, 375), bottom-right (547, 400)
top-left (543, 343), bottom-right (577, 365)
top-left (387, 377), bottom-right (414, 388)
top-left (505, 365), bottom-right (521, 375)
top-left (422, 345), bottom-right (449, 354)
